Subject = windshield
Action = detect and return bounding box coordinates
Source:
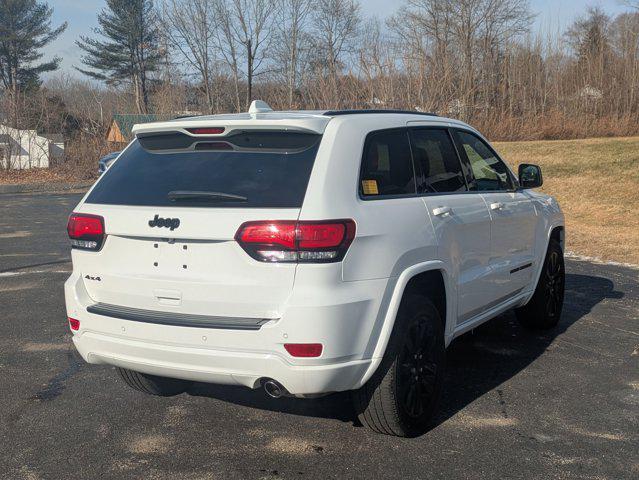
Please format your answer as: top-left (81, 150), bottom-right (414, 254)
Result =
top-left (86, 131), bottom-right (322, 208)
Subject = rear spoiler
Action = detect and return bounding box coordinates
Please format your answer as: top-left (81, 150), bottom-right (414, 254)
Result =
top-left (132, 117), bottom-right (330, 138)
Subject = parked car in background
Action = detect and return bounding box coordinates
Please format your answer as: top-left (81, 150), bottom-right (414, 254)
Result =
top-left (98, 151), bottom-right (120, 175)
top-left (66, 102), bottom-right (565, 437)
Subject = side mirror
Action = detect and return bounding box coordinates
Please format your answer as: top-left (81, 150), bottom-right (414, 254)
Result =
top-left (518, 163), bottom-right (543, 189)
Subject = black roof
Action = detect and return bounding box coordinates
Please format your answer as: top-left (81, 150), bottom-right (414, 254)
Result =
top-left (323, 109), bottom-right (438, 117)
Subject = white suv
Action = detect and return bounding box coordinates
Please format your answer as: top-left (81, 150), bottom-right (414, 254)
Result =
top-left (65, 103), bottom-right (565, 436)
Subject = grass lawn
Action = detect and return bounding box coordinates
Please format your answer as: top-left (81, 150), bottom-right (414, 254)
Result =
top-left (495, 137), bottom-right (639, 265)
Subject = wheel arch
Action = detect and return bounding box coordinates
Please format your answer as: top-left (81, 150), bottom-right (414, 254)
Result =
top-left (550, 225), bottom-right (565, 251)
top-left (356, 261), bottom-right (454, 389)
top-left (523, 222), bottom-right (565, 306)
top-left (402, 270), bottom-right (448, 330)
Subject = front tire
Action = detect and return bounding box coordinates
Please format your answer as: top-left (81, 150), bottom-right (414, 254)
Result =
top-left (516, 239), bottom-right (565, 329)
top-left (117, 368), bottom-right (191, 396)
top-left (352, 295), bottom-right (445, 437)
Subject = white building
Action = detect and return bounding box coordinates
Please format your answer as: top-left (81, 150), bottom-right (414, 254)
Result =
top-left (0, 124), bottom-right (64, 169)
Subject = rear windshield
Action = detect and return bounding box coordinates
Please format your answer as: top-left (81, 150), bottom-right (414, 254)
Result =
top-left (86, 131), bottom-right (322, 208)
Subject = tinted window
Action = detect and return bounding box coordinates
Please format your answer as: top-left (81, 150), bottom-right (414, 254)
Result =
top-left (455, 131), bottom-right (513, 191)
top-left (409, 129), bottom-right (466, 193)
top-left (360, 130), bottom-right (416, 197)
top-left (86, 131), bottom-right (321, 208)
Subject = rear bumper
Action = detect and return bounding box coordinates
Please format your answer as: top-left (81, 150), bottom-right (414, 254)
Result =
top-left (65, 271), bottom-right (392, 395)
top-left (72, 331), bottom-right (372, 394)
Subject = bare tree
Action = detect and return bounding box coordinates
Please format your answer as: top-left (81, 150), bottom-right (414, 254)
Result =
top-left (215, 0), bottom-right (242, 111)
top-left (565, 7), bottom-right (611, 100)
top-left (566, 7), bottom-right (611, 58)
top-left (450, 0), bottom-right (533, 114)
top-left (389, 0), bottom-right (457, 108)
top-left (389, 0), bottom-right (532, 118)
top-left (356, 18), bottom-right (400, 108)
top-left (610, 11), bottom-right (639, 114)
top-left (274, 0), bottom-right (312, 108)
top-left (310, 0), bottom-right (361, 78)
top-left (215, 0), bottom-right (276, 111)
top-left (162, 0), bottom-right (220, 113)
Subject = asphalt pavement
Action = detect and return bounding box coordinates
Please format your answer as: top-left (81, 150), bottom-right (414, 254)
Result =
top-left (1, 192), bottom-right (638, 480)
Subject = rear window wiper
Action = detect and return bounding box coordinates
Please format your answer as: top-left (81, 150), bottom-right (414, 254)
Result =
top-left (167, 190), bottom-right (248, 202)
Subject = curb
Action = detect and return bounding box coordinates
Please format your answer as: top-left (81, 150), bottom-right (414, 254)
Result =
top-left (0, 181), bottom-right (95, 194)
top-left (565, 251), bottom-right (639, 270)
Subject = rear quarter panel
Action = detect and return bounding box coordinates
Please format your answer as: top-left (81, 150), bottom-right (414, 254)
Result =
top-left (299, 115), bottom-right (441, 282)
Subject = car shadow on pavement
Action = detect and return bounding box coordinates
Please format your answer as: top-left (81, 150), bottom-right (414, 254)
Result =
top-left (435, 272), bottom-right (623, 427)
top-left (187, 272), bottom-right (624, 431)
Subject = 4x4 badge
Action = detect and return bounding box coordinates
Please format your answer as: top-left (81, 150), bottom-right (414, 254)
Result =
top-left (148, 214), bottom-right (180, 231)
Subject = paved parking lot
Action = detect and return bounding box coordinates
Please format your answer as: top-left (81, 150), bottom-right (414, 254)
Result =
top-left (1, 192), bottom-right (638, 480)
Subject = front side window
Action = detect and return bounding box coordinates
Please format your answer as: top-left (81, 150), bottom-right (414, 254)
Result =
top-left (359, 130), bottom-right (416, 197)
top-left (455, 130), bottom-right (513, 191)
top-left (409, 129), bottom-right (467, 193)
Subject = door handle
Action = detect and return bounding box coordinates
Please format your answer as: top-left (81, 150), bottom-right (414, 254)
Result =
top-left (490, 202), bottom-right (505, 211)
top-left (432, 206), bottom-right (452, 217)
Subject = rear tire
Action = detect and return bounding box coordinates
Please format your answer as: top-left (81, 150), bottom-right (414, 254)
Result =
top-left (117, 368), bottom-right (191, 396)
top-left (352, 294), bottom-right (445, 437)
top-left (516, 239), bottom-right (565, 329)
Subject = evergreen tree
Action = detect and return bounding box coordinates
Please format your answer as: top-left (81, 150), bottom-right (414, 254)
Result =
top-left (76, 0), bottom-right (161, 114)
top-left (566, 7), bottom-right (611, 92)
top-left (0, 0), bottom-right (67, 125)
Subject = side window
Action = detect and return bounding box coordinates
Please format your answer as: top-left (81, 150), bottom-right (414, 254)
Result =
top-left (409, 129), bottom-right (467, 193)
top-left (455, 130), bottom-right (513, 191)
top-left (360, 130), bottom-right (416, 197)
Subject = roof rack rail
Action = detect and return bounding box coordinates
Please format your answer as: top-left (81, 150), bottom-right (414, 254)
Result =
top-left (323, 109), bottom-right (438, 117)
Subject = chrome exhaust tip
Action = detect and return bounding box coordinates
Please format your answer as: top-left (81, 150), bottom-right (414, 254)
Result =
top-left (263, 379), bottom-right (285, 398)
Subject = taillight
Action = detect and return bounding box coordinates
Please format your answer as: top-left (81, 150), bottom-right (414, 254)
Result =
top-left (68, 317), bottom-right (80, 331)
top-left (284, 343), bottom-right (323, 357)
top-left (235, 219), bottom-right (355, 263)
top-left (67, 213), bottom-right (105, 251)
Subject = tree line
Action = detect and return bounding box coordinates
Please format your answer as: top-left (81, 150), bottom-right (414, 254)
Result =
top-left (2, 0), bottom-right (639, 160)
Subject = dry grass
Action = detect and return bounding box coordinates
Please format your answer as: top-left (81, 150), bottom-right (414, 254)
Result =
top-left (0, 167), bottom-right (91, 185)
top-left (495, 136), bottom-right (639, 265)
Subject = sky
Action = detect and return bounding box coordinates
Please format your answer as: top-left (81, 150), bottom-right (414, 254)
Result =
top-left (43, 0), bottom-right (636, 78)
